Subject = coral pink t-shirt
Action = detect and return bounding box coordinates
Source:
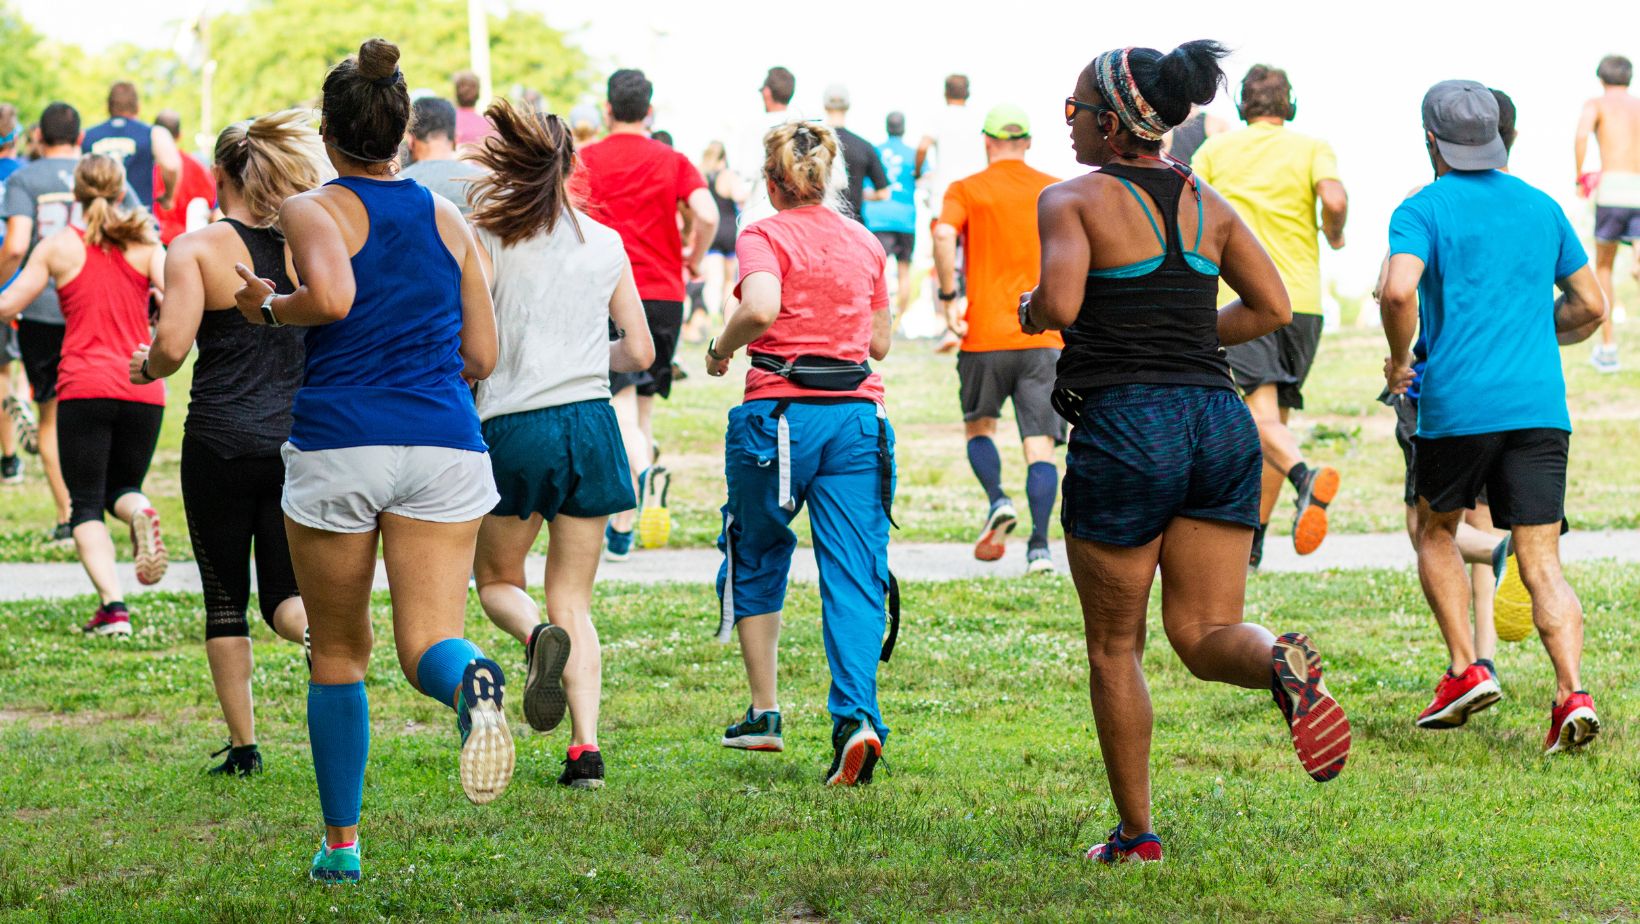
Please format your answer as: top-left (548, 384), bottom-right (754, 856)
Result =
top-left (733, 205), bottom-right (889, 403)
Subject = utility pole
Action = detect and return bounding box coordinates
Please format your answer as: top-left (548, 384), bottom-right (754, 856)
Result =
top-left (467, 0), bottom-right (492, 104)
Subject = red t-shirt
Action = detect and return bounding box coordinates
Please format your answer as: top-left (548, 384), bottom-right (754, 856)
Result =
top-left (152, 153), bottom-right (217, 245)
top-left (733, 205), bottom-right (889, 403)
top-left (456, 107), bottom-right (497, 148)
top-left (57, 230), bottom-right (165, 405)
top-left (578, 133), bottom-right (706, 302)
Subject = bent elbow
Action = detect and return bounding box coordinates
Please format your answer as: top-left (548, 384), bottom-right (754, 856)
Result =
top-left (632, 342), bottom-right (657, 372)
top-left (933, 225), bottom-right (957, 245)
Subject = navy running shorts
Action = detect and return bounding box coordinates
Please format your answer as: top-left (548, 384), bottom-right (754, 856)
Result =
top-left (1594, 206), bottom-right (1640, 244)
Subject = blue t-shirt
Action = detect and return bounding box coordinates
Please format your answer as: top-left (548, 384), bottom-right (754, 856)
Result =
top-left (1388, 170), bottom-right (1587, 438)
top-left (863, 136), bottom-right (916, 234)
top-left (83, 118), bottom-right (157, 206)
top-left (0, 157), bottom-right (21, 247)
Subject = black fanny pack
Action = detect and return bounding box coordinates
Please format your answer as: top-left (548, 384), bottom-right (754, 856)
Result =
top-left (749, 353), bottom-right (872, 392)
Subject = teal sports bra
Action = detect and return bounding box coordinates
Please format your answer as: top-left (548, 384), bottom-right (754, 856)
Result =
top-left (1087, 177), bottom-right (1220, 279)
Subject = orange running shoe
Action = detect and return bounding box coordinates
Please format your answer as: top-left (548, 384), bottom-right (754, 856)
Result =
top-left (1291, 465), bottom-right (1339, 556)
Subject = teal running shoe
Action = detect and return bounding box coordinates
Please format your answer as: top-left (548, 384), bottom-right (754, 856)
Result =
top-left (309, 840), bottom-right (361, 883)
top-left (824, 718), bottom-right (882, 786)
top-left (456, 657), bottom-right (515, 805)
top-left (721, 706), bottom-right (783, 751)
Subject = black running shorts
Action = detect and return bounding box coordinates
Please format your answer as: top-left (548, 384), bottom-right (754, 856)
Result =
top-left (16, 319), bottom-right (65, 403)
top-left (1228, 312), bottom-right (1323, 409)
top-left (1414, 427), bottom-right (1567, 529)
top-left (874, 231), bottom-right (914, 264)
top-left (610, 299), bottom-right (685, 400)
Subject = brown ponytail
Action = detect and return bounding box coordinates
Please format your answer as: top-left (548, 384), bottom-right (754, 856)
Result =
top-left (75, 154), bottom-right (155, 250)
top-left (466, 99), bottom-right (583, 248)
top-left (214, 109), bottom-right (329, 229)
top-left (762, 120), bottom-right (844, 211)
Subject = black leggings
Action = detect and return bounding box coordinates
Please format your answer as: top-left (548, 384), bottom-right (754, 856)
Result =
top-left (181, 436), bottom-right (301, 639)
top-left (57, 398), bottom-right (164, 528)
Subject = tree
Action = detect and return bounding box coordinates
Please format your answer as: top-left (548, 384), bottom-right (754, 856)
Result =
top-left (0, 2), bottom-right (63, 121)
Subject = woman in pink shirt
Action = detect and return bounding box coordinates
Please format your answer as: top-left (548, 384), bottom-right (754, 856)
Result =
top-left (703, 121), bottom-right (896, 786)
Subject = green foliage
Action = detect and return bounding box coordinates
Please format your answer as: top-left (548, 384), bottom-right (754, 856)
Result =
top-left (0, 3), bottom-right (60, 120)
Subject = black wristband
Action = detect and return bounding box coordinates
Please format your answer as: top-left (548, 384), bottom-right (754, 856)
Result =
top-left (706, 338), bottom-right (729, 361)
top-left (140, 358), bottom-right (154, 382)
top-left (938, 289), bottom-right (959, 302)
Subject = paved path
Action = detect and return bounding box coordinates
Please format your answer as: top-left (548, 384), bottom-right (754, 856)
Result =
top-left (6, 530), bottom-right (1640, 603)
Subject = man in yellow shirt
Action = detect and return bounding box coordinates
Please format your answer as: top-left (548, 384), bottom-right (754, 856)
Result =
top-left (1193, 64), bottom-right (1348, 567)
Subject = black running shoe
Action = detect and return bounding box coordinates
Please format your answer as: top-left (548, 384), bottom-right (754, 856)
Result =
top-left (558, 748), bottom-right (605, 789)
top-left (51, 522), bottom-right (72, 543)
top-left (824, 718), bottom-right (882, 786)
top-left (0, 454), bottom-right (21, 484)
top-left (207, 742), bottom-right (263, 777)
top-left (1250, 523), bottom-right (1267, 570)
top-left (523, 623), bottom-right (571, 732)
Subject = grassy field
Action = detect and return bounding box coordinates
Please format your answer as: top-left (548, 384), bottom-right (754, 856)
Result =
top-left (1, 566), bottom-right (1637, 921)
top-left (4, 319), bottom-right (1640, 561)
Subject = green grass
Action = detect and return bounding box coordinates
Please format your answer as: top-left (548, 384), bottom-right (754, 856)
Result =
top-left (2, 567), bottom-right (1637, 921)
top-left (5, 323), bottom-right (1640, 561)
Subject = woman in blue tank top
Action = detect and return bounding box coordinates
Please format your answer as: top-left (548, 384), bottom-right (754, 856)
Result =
top-left (1020, 42), bottom-right (1353, 865)
top-left (229, 39), bottom-right (508, 884)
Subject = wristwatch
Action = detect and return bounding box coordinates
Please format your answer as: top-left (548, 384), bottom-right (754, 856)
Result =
top-left (259, 293), bottom-right (284, 328)
top-left (706, 337), bottom-right (729, 361)
top-left (1018, 297), bottom-right (1034, 331)
top-left (937, 289), bottom-right (959, 302)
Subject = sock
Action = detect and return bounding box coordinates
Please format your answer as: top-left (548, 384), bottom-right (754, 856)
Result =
top-left (1025, 461), bottom-right (1057, 548)
top-left (1286, 462), bottom-right (1309, 490)
top-left (102, 600), bottom-right (126, 614)
top-left (415, 637), bottom-right (484, 711)
top-left (966, 437), bottom-right (1006, 505)
top-left (328, 840), bottom-right (356, 851)
top-left (567, 744), bottom-right (600, 761)
top-left (308, 681), bottom-right (369, 829)
top-left (751, 704), bottom-right (780, 720)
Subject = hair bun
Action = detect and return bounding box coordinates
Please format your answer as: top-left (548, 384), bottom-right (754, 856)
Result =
top-left (1159, 39), bottom-right (1231, 108)
top-left (357, 38), bottom-right (401, 82)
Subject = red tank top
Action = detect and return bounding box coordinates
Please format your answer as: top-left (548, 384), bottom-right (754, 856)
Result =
top-left (55, 228), bottom-right (165, 405)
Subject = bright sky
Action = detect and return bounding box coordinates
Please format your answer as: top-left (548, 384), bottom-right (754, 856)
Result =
top-left (24, 0), bottom-right (1635, 293)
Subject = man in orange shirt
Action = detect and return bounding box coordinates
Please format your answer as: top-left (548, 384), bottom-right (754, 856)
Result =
top-left (934, 104), bottom-right (1062, 574)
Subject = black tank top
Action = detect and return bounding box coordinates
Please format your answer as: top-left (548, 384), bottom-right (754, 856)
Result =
top-left (1168, 112), bottom-right (1209, 166)
top-left (707, 170), bottom-right (738, 252)
top-left (185, 218), bottom-right (306, 458)
top-left (1055, 163), bottom-right (1234, 395)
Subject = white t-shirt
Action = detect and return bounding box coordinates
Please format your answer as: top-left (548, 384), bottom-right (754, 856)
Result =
top-left (474, 211), bottom-right (629, 420)
top-left (924, 103), bottom-right (986, 218)
top-left (739, 105), bottom-right (808, 229)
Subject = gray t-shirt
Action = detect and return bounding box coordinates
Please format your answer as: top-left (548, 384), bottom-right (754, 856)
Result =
top-left (402, 158), bottom-right (483, 215)
top-left (3, 157), bottom-right (142, 324)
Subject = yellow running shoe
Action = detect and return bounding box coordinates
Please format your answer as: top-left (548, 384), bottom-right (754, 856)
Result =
top-left (637, 466), bottom-right (672, 549)
top-left (1492, 536), bottom-right (1533, 643)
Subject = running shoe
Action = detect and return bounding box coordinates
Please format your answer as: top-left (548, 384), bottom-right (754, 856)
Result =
top-left (1491, 536), bottom-right (1533, 643)
top-left (303, 627), bottom-right (312, 673)
top-left (1086, 826), bottom-right (1164, 864)
top-left (1271, 632), bottom-right (1351, 782)
top-left (974, 498), bottom-right (1017, 562)
top-left (671, 361), bottom-right (689, 383)
top-left (522, 623), bottom-right (571, 733)
top-left (1026, 544), bottom-right (1054, 576)
top-left (558, 748), bottom-right (606, 789)
top-left (1249, 524), bottom-right (1267, 571)
top-left (721, 707), bottom-right (784, 751)
top-left (1290, 465), bottom-right (1339, 556)
top-left (130, 507), bottom-right (167, 586)
top-left (0, 454), bottom-right (20, 484)
top-left (1590, 344), bottom-right (1619, 374)
top-left (51, 522), bottom-right (72, 543)
top-left (207, 742), bottom-right (263, 777)
top-left (637, 466), bottom-right (672, 549)
top-left (455, 657), bottom-right (515, 805)
top-left (1415, 663), bottom-right (1501, 729)
top-left (1474, 658), bottom-right (1500, 689)
top-left (823, 718), bottom-right (882, 786)
top-left (309, 840), bottom-right (362, 883)
top-left (934, 330), bottom-right (960, 354)
top-left (83, 602), bottom-right (131, 637)
top-left (603, 522), bottom-right (634, 562)
top-left (1543, 692), bottom-right (1600, 755)
top-left (2, 396), bottom-right (37, 455)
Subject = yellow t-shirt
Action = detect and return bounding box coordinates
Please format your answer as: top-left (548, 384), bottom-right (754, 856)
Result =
top-left (1192, 123), bottom-right (1339, 315)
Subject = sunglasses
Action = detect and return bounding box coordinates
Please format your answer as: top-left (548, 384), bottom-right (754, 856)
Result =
top-left (1065, 97), bottom-right (1107, 125)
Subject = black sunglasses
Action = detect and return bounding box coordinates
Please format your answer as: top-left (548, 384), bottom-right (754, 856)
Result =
top-left (1065, 97), bottom-right (1107, 125)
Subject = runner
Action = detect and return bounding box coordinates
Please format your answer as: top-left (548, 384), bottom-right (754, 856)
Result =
top-left (232, 39), bottom-right (509, 883)
top-left (1192, 64), bottom-right (1349, 566)
top-left (466, 100), bottom-right (656, 790)
top-left (918, 75), bottom-right (986, 354)
top-left (568, 103), bottom-right (602, 145)
top-left (932, 103), bottom-right (1063, 573)
top-left (738, 66), bottom-right (802, 228)
top-left (0, 102), bottom-right (25, 485)
top-left (402, 96), bottom-right (481, 215)
top-left (1574, 54), bottom-right (1640, 373)
top-left (706, 120), bottom-right (897, 787)
top-left (864, 112), bottom-right (918, 319)
top-left (1381, 80), bottom-right (1606, 752)
top-left (1162, 104), bottom-right (1227, 164)
top-left (452, 70), bottom-right (496, 149)
top-left (1025, 41), bottom-right (1351, 864)
top-left (131, 110), bottom-right (321, 775)
top-left (150, 110), bottom-right (217, 245)
top-left (579, 68), bottom-right (717, 561)
top-left (81, 81), bottom-right (182, 210)
top-left (821, 84), bottom-right (890, 221)
top-left (0, 153), bottom-right (168, 633)
top-left (687, 140), bottom-right (745, 343)
top-left (2, 103), bottom-right (142, 541)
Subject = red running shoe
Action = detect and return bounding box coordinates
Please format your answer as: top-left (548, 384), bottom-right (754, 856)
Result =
top-left (1087, 827), bottom-right (1163, 864)
top-left (83, 602), bottom-right (131, 637)
top-left (1415, 663), bottom-right (1501, 729)
top-left (1271, 632), bottom-right (1351, 782)
top-left (1543, 692), bottom-right (1600, 755)
top-left (130, 507), bottom-right (167, 586)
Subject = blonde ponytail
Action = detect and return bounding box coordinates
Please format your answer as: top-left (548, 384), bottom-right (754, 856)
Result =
top-left (762, 121), bottom-right (845, 212)
top-left (215, 109), bottom-right (330, 229)
top-left (75, 154), bottom-right (156, 250)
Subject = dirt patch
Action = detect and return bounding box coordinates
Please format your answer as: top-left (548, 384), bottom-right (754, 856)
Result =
top-left (0, 706), bottom-right (195, 728)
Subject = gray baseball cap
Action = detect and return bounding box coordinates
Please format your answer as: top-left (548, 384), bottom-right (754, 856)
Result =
top-left (823, 83), bottom-right (850, 111)
top-left (1421, 80), bottom-right (1507, 171)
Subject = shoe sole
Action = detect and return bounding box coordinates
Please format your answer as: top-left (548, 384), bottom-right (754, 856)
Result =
top-left (1272, 633), bottom-right (1351, 782)
top-left (1026, 559), bottom-right (1054, 576)
top-left (4, 398), bottom-right (37, 455)
top-left (1545, 707), bottom-right (1600, 755)
top-left (564, 777), bottom-right (606, 790)
top-left (1493, 554), bottom-right (1534, 643)
top-left (1292, 468), bottom-right (1339, 556)
top-left (637, 506), bottom-right (671, 549)
top-left (88, 620), bottom-right (132, 637)
top-left (721, 734), bottom-right (784, 751)
top-left (459, 660), bottom-right (515, 805)
top-left (131, 508), bottom-right (167, 586)
top-left (974, 508), bottom-right (1017, 562)
top-left (825, 729), bottom-right (882, 786)
top-left (523, 625), bottom-right (572, 733)
top-left (309, 869), bottom-right (362, 883)
top-left (1415, 678), bottom-right (1502, 729)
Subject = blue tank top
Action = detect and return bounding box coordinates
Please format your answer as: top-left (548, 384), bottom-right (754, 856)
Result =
top-left (83, 118), bottom-right (156, 206)
top-left (287, 176), bottom-right (485, 453)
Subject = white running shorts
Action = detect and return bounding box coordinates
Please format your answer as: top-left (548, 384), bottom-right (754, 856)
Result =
top-left (281, 442), bottom-right (500, 534)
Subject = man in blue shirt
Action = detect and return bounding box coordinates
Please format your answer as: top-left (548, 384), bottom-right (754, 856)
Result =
top-left (864, 111), bottom-right (917, 318)
top-left (81, 81), bottom-right (181, 209)
top-left (1380, 80), bottom-right (1607, 755)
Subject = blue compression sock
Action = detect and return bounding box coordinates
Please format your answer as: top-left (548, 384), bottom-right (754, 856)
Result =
top-left (415, 637), bottom-right (484, 711)
top-left (308, 682), bottom-right (369, 828)
top-left (966, 437), bottom-right (1007, 505)
top-left (1026, 461), bottom-right (1058, 547)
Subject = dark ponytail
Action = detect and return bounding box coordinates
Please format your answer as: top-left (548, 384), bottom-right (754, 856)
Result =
top-left (1132, 40), bottom-right (1232, 129)
top-left (321, 38), bottom-right (411, 166)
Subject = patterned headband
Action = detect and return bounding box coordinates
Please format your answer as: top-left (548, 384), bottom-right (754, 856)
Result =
top-left (1093, 48), bottom-right (1170, 142)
